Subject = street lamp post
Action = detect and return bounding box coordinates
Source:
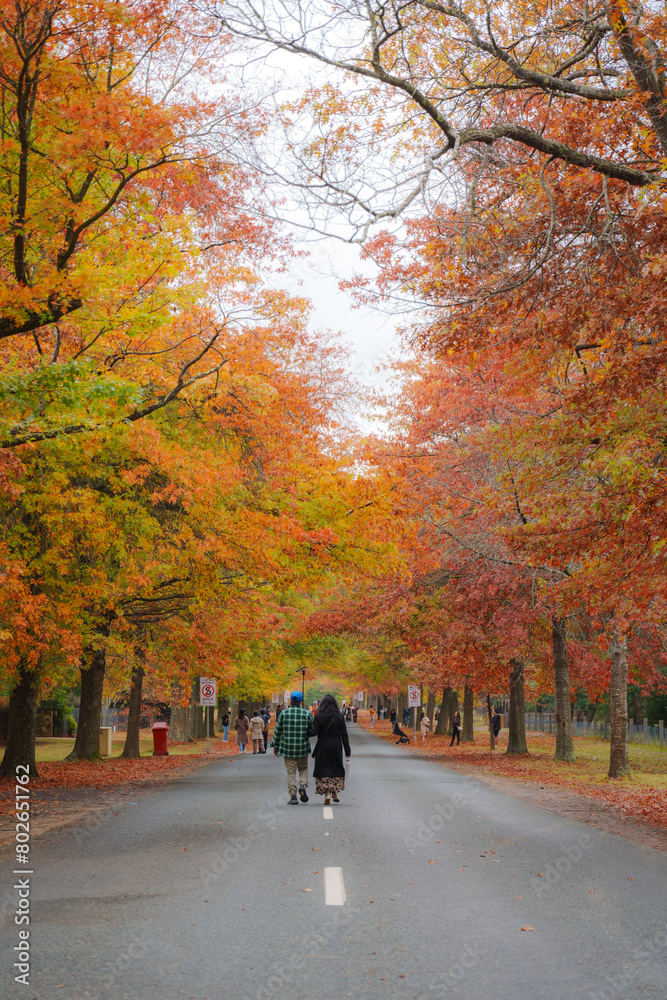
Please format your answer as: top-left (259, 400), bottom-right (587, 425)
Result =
top-left (301, 666), bottom-right (305, 699)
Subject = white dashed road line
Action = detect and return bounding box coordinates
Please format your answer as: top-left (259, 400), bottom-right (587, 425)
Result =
top-left (324, 867), bottom-right (346, 906)
top-left (323, 806), bottom-right (334, 820)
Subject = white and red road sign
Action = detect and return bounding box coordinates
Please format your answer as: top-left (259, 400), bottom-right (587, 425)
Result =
top-left (199, 678), bottom-right (216, 706)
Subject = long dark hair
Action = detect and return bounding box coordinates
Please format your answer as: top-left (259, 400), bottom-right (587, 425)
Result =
top-left (316, 694), bottom-right (342, 732)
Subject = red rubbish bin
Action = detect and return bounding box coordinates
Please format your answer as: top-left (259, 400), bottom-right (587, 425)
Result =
top-left (152, 721), bottom-right (169, 756)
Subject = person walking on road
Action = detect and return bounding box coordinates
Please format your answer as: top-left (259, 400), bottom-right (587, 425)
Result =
top-left (369, 706), bottom-right (375, 728)
top-left (420, 711), bottom-right (430, 745)
top-left (492, 708), bottom-right (502, 739)
top-left (271, 691), bottom-right (313, 804)
top-left (221, 710), bottom-right (230, 742)
top-left (403, 706), bottom-right (410, 727)
top-left (450, 710), bottom-right (461, 746)
top-left (234, 708), bottom-right (250, 752)
top-left (249, 711), bottom-right (265, 754)
top-left (309, 694), bottom-right (351, 805)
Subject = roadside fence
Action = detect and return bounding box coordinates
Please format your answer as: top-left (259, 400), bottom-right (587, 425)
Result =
top-left (525, 713), bottom-right (666, 746)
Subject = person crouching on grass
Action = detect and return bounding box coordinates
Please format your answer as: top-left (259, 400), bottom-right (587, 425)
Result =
top-left (392, 720), bottom-right (410, 744)
top-left (271, 691), bottom-right (313, 804)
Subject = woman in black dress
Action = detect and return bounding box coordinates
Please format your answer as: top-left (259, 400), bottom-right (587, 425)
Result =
top-left (309, 695), bottom-right (351, 805)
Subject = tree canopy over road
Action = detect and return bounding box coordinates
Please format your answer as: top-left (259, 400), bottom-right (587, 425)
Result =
top-left (1, 0), bottom-right (667, 788)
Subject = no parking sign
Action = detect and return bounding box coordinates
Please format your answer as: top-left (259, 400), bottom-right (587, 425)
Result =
top-left (407, 685), bottom-right (421, 708)
top-left (199, 678), bottom-right (217, 706)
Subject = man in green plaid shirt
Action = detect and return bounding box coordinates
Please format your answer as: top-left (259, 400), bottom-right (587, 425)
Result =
top-left (271, 691), bottom-right (314, 804)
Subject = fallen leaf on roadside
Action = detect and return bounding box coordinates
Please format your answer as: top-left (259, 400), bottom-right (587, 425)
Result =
top-left (300, 888), bottom-right (312, 892)
top-left (520, 926), bottom-right (535, 931)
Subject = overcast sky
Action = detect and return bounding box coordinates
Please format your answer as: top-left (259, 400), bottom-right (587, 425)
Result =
top-left (228, 36), bottom-right (408, 414)
top-left (276, 233), bottom-right (401, 394)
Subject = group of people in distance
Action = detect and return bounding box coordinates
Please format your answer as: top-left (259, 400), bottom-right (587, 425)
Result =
top-left (222, 696), bottom-right (504, 805)
top-left (385, 704), bottom-right (502, 746)
top-left (227, 692), bottom-right (351, 805)
top-left (223, 706), bottom-right (272, 753)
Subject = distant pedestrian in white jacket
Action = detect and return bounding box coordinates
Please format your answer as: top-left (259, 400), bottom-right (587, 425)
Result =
top-left (249, 711), bottom-right (265, 754)
top-left (420, 712), bottom-right (430, 745)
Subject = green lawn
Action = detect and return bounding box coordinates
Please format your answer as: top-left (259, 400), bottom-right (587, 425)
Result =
top-left (34, 731), bottom-right (230, 762)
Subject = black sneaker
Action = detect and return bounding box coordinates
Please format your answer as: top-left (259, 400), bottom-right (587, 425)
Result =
top-left (299, 785), bottom-right (309, 803)
top-left (288, 795), bottom-right (298, 805)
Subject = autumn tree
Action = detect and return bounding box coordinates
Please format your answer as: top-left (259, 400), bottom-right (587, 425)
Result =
top-left (219, 2), bottom-right (667, 775)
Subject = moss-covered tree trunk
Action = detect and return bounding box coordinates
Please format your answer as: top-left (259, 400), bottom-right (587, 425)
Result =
top-left (552, 616), bottom-right (575, 762)
top-left (462, 684), bottom-right (474, 742)
top-left (0, 657), bottom-right (42, 777)
top-left (506, 659), bottom-right (528, 755)
top-left (121, 656), bottom-right (145, 759)
top-left (608, 631), bottom-right (631, 778)
top-left (67, 647), bottom-right (106, 761)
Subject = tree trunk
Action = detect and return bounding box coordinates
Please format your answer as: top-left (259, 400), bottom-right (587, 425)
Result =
top-left (434, 687), bottom-right (451, 735)
top-left (462, 684), bottom-right (474, 742)
top-left (608, 632), bottom-right (631, 778)
top-left (170, 704), bottom-right (191, 741)
top-left (215, 695), bottom-right (230, 732)
top-left (506, 659), bottom-right (528, 755)
top-left (446, 689), bottom-right (459, 735)
top-left (67, 647), bottom-right (106, 761)
top-left (397, 692), bottom-right (406, 720)
top-left (486, 692), bottom-right (495, 751)
top-left (169, 682), bottom-right (190, 741)
top-left (190, 680), bottom-right (206, 739)
top-left (121, 660), bottom-right (145, 759)
top-left (425, 690), bottom-right (436, 728)
top-left (204, 706), bottom-right (217, 738)
top-left (552, 616), bottom-right (575, 762)
top-left (0, 657), bottom-right (42, 777)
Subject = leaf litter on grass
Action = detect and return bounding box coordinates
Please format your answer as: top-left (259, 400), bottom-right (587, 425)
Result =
top-left (359, 719), bottom-right (667, 830)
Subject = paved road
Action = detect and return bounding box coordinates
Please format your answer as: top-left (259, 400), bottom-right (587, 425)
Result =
top-left (2, 726), bottom-right (666, 1000)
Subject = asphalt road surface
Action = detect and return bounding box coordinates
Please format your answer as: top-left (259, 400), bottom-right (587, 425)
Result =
top-left (2, 726), bottom-right (666, 1000)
